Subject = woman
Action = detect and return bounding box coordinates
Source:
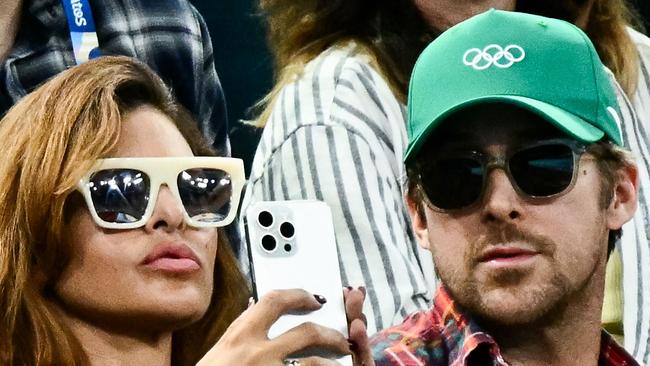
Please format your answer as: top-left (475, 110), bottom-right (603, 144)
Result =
top-left (241, 0), bottom-right (437, 336)
top-left (0, 56), bottom-right (367, 365)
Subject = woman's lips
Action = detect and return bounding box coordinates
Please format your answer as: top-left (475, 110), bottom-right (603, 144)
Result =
top-left (141, 243), bottom-right (200, 273)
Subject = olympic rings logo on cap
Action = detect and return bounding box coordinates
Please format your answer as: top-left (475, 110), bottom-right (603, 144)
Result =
top-left (463, 44), bottom-right (526, 70)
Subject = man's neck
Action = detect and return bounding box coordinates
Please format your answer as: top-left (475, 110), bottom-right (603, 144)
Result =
top-left (488, 318), bottom-right (603, 366)
top-left (482, 274), bottom-right (606, 366)
top-left (0, 0), bottom-right (23, 63)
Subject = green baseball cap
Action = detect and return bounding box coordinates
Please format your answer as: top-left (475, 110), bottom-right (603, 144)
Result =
top-left (404, 9), bottom-right (623, 163)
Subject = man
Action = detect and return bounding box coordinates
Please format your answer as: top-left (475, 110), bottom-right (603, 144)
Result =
top-left (370, 10), bottom-right (640, 365)
top-left (412, 0), bottom-right (650, 357)
top-left (0, 0), bottom-right (229, 153)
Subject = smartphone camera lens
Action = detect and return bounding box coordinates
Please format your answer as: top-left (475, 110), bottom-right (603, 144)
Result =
top-left (279, 222), bottom-right (295, 239)
top-left (258, 211), bottom-right (273, 228)
top-left (284, 243), bottom-right (292, 252)
top-left (261, 234), bottom-right (277, 251)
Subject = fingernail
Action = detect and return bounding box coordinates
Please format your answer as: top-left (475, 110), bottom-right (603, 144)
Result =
top-left (358, 286), bottom-right (366, 296)
top-left (346, 286), bottom-right (353, 291)
top-left (248, 297), bottom-right (255, 308)
top-left (314, 294), bottom-right (327, 304)
top-left (348, 340), bottom-right (358, 352)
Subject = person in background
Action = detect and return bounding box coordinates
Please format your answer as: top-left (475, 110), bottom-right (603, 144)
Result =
top-left (0, 56), bottom-right (368, 366)
top-left (240, 0), bottom-right (437, 335)
top-left (371, 10), bottom-right (639, 365)
top-left (0, 0), bottom-right (229, 153)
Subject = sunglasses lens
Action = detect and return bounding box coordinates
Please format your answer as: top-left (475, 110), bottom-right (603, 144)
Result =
top-left (510, 143), bottom-right (575, 197)
top-left (177, 168), bottom-right (233, 224)
top-left (420, 157), bottom-right (484, 210)
top-left (88, 169), bottom-right (150, 224)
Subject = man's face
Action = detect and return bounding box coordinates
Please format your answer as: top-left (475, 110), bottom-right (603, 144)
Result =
top-left (409, 104), bottom-right (624, 326)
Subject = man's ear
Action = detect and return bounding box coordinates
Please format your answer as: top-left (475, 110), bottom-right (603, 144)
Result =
top-left (606, 164), bottom-right (639, 230)
top-left (406, 192), bottom-right (431, 250)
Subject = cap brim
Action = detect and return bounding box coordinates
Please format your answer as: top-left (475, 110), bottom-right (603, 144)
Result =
top-left (404, 95), bottom-right (605, 163)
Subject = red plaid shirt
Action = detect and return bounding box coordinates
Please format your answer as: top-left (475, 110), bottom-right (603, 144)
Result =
top-left (370, 286), bottom-right (638, 366)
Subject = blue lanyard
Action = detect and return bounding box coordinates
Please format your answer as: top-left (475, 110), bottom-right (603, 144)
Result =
top-left (61, 0), bottom-right (101, 64)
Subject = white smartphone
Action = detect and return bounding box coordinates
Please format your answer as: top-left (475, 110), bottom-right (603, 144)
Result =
top-left (244, 200), bottom-right (352, 366)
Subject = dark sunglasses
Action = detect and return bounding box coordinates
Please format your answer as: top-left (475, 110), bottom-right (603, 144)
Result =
top-left (416, 138), bottom-right (588, 211)
top-left (77, 157), bottom-right (245, 229)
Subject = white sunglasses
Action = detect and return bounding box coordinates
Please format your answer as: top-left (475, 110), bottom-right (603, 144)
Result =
top-left (77, 157), bottom-right (245, 229)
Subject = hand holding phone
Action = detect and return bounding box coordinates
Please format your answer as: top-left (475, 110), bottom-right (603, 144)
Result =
top-left (197, 289), bottom-right (354, 366)
top-left (244, 200), bottom-right (353, 365)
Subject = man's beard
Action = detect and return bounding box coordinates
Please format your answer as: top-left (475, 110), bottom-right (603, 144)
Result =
top-left (435, 224), bottom-right (590, 327)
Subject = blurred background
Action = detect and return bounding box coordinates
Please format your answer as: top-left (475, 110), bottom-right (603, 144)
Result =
top-left (192, 0), bottom-right (650, 176)
top-left (192, 0), bottom-right (271, 176)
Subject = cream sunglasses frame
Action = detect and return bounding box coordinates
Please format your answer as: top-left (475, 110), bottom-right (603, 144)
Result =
top-left (77, 157), bottom-right (245, 229)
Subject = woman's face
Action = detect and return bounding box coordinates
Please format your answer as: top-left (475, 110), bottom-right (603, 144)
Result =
top-left (55, 105), bottom-right (218, 332)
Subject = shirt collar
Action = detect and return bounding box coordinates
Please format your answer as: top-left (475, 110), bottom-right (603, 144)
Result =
top-left (433, 286), bottom-right (507, 366)
top-left (599, 331), bottom-right (639, 365)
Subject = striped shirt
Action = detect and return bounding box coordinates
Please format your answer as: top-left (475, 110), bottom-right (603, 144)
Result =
top-left (370, 286), bottom-right (638, 366)
top-left (239, 43), bottom-right (435, 335)
top-left (617, 28), bottom-right (650, 364)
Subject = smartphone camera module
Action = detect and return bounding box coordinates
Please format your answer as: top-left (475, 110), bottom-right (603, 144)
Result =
top-left (279, 222), bottom-right (295, 239)
top-left (258, 210), bottom-right (274, 228)
top-left (249, 206), bottom-right (297, 258)
top-left (261, 234), bottom-right (277, 252)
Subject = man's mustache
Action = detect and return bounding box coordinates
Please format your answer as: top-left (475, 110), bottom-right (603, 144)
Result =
top-left (469, 224), bottom-right (556, 264)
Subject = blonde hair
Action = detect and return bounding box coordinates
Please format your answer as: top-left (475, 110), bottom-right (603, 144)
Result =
top-left (585, 0), bottom-right (644, 98)
top-left (0, 56), bottom-right (248, 365)
top-left (517, 0), bottom-right (645, 98)
top-left (252, 0), bottom-right (433, 127)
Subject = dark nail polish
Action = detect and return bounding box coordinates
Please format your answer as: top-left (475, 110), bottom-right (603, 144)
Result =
top-left (348, 340), bottom-right (358, 352)
top-left (358, 286), bottom-right (366, 296)
top-left (314, 294), bottom-right (327, 304)
top-left (346, 286), bottom-right (353, 291)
